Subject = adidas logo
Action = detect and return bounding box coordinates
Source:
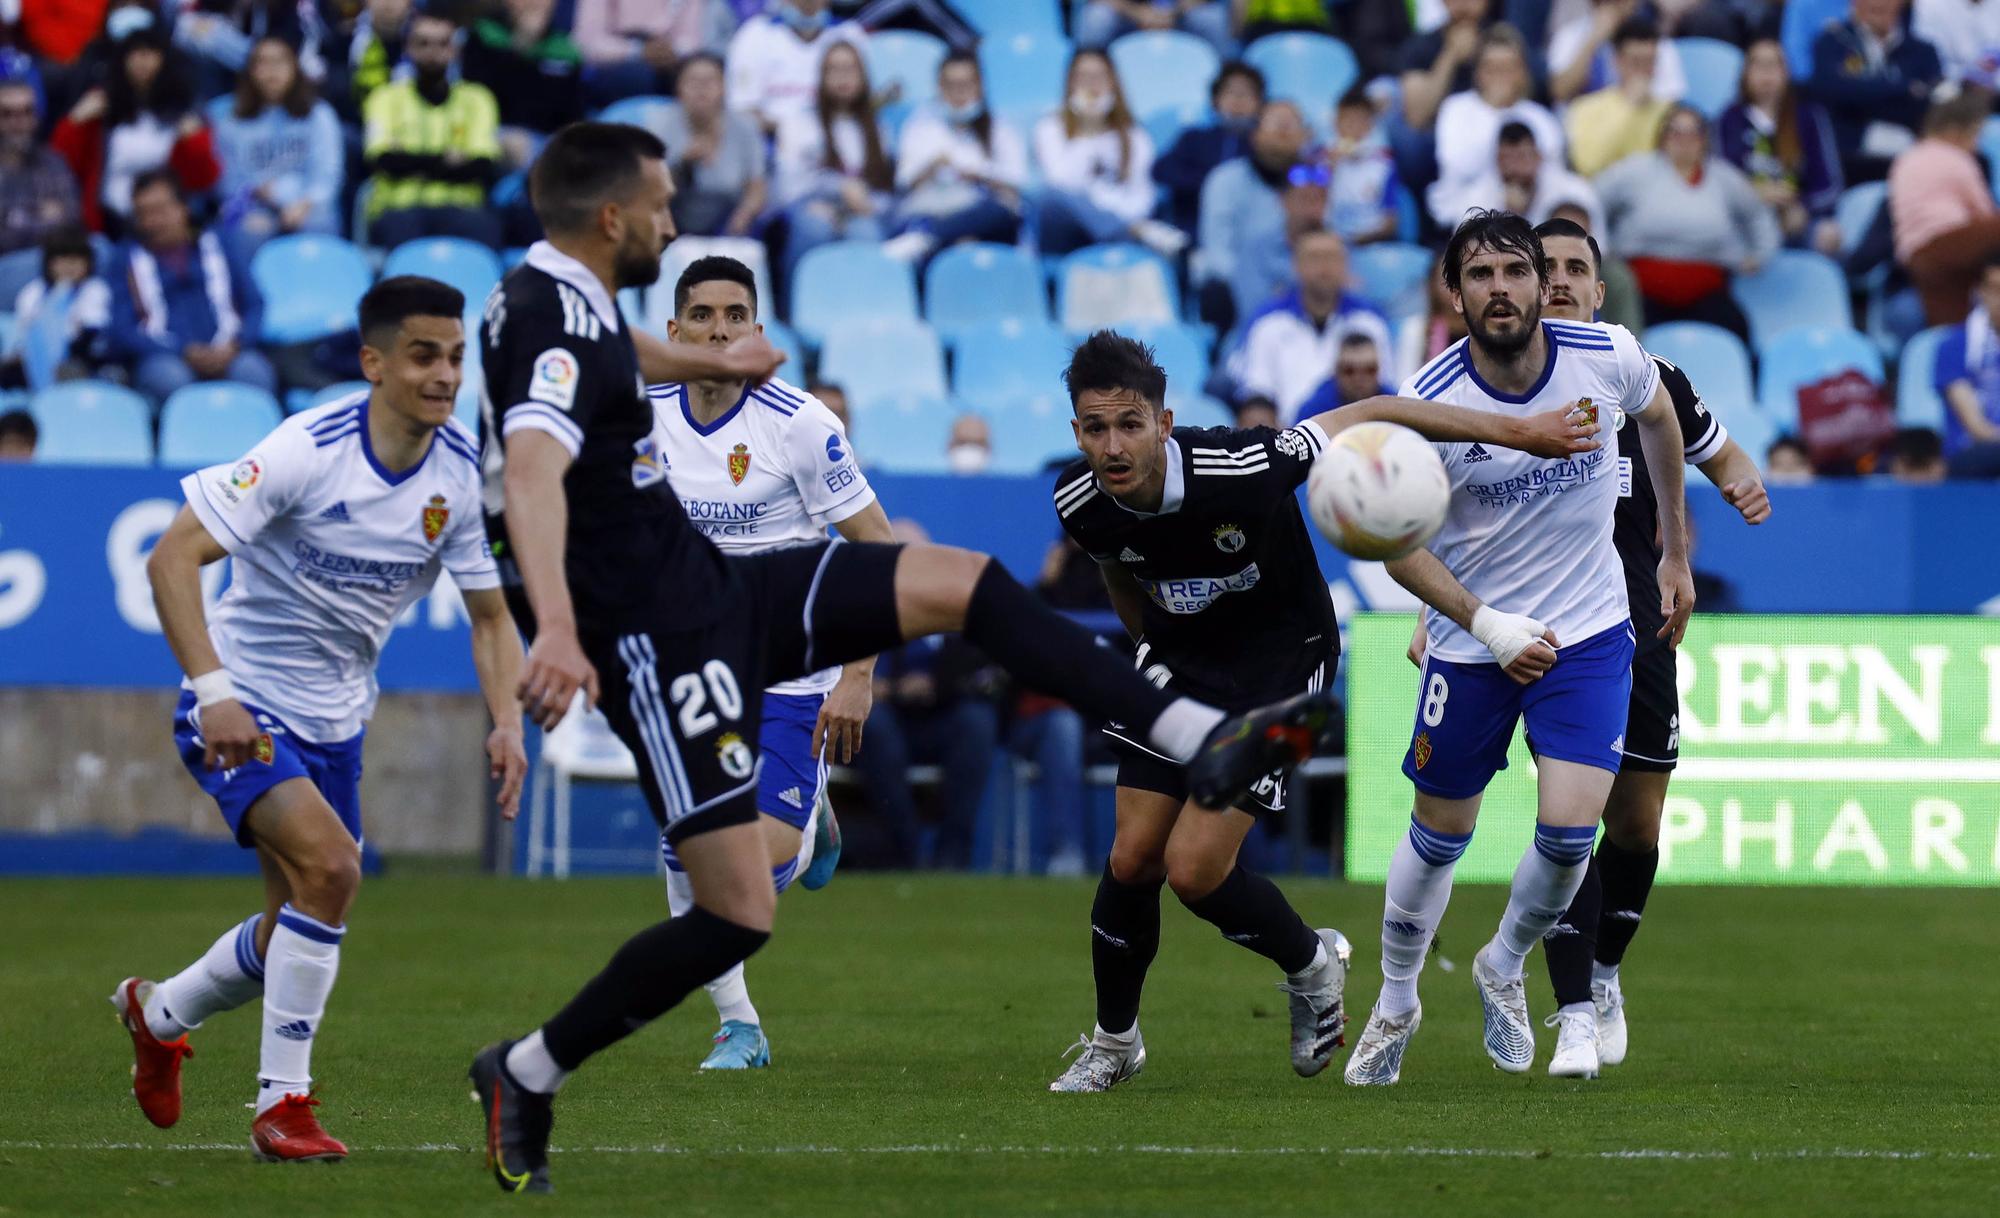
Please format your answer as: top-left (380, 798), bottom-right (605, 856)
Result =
top-left (317, 501), bottom-right (351, 522)
top-left (777, 787), bottom-right (804, 810)
top-left (1463, 444), bottom-right (1492, 464)
top-left (273, 1019), bottom-right (314, 1041)
top-left (1118, 548), bottom-right (1144, 563)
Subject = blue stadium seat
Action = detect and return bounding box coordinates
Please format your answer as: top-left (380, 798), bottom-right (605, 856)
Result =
top-left (645, 236), bottom-right (777, 338)
top-left (1675, 38), bottom-right (1743, 119)
top-left (1347, 241), bottom-right (1434, 321)
top-left (790, 241), bottom-right (920, 346)
top-left (1142, 102), bottom-right (1208, 157)
top-left (1243, 33), bottom-right (1358, 130)
top-left (0, 310), bottom-right (13, 356)
top-left (1732, 249), bottom-right (1851, 348)
top-left (157, 382), bottom-right (284, 467)
top-left (28, 381), bottom-right (153, 465)
top-left (1780, 0), bottom-right (1848, 78)
top-left (253, 234), bottom-right (374, 343)
top-left (850, 394), bottom-right (956, 472)
top-left (1055, 244), bottom-right (1179, 332)
top-left (1896, 325), bottom-right (1952, 431)
top-left (1834, 182), bottom-right (1886, 260)
top-left (952, 318), bottom-right (1071, 406)
top-left (1757, 326), bottom-right (1885, 431)
top-left (1109, 31), bottom-right (1220, 120)
top-left (596, 94), bottom-right (677, 140)
top-left (956, 0), bottom-right (1062, 39)
top-left (982, 393), bottom-right (1076, 474)
top-left (764, 319), bottom-right (806, 383)
top-left (311, 380), bottom-right (371, 410)
top-left (1172, 394), bottom-right (1235, 428)
top-left (0, 247), bottom-right (38, 307)
top-left (980, 31), bottom-right (1071, 137)
top-left (1117, 322), bottom-right (1209, 401)
top-left (1642, 321), bottom-right (1757, 434)
top-left (381, 238), bottom-right (503, 322)
top-left (868, 30), bottom-right (948, 109)
top-left (925, 243), bottom-right (1048, 341)
top-left (819, 319), bottom-right (948, 404)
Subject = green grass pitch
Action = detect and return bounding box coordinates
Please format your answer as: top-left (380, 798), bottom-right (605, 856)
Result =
top-left (3, 872), bottom-right (1995, 1216)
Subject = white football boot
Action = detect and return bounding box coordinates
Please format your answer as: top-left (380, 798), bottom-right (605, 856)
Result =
top-left (1342, 1001), bottom-right (1422, 1086)
top-left (1471, 944), bottom-right (1535, 1073)
top-left (1278, 929), bottom-right (1352, 1078)
top-left (1544, 1007), bottom-right (1600, 1079)
top-left (1049, 1028), bottom-right (1146, 1093)
top-left (1593, 974), bottom-right (1628, 1067)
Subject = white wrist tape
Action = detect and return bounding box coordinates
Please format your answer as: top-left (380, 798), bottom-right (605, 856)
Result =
top-left (190, 669), bottom-right (240, 707)
top-left (1470, 606), bottom-right (1549, 669)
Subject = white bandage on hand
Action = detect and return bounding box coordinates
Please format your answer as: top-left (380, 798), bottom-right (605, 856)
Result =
top-left (1470, 606), bottom-right (1550, 669)
top-left (190, 669), bottom-right (240, 708)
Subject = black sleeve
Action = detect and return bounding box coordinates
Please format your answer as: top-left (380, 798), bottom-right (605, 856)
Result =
top-left (486, 290), bottom-right (605, 459)
top-left (1244, 419), bottom-right (1328, 492)
top-left (1651, 355), bottom-right (1726, 464)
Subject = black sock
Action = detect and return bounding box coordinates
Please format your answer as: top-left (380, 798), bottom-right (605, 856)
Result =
top-left (540, 907), bottom-right (769, 1071)
top-left (1179, 865), bottom-right (1321, 975)
top-left (1595, 839), bottom-right (1660, 968)
top-left (1091, 863), bottom-right (1164, 1035)
top-left (1542, 855), bottom-right (1600, 1007)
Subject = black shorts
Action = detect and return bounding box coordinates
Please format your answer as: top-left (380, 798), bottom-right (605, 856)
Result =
top-left (583, 540), bottom-right (904, 844)
top-left (1104, 645), bottom-right (1331, 816)
top-left (1619, 643), bottom-right (1679, 773)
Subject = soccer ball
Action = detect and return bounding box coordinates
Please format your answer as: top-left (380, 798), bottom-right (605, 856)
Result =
top-left (1306, 422), bottom-right (1450, 561)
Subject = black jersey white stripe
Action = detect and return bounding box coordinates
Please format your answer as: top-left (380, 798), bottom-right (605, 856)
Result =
top-left (558, 284), bottom-right (602, 341)
top-left (1190, 443), bottom-right (1271, 476)
top-left (1055, 471), bottom-right (1098, 517)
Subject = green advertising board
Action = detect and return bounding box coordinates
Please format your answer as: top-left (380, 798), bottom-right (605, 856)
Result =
top-left (1345, 614), bottom-right (2000, 885)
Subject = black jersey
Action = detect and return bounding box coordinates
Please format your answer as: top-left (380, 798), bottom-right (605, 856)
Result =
top-left (1614, 354), bottom-right (1727, 654)
top-left (1054, 420), bottom-right (1340, 704)
top-left (479, 242), bottom-right (728, 635)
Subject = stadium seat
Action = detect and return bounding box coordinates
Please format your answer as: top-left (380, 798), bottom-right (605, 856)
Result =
top-left (952, 318), bottom-right (1071, 405)
top-left (0, 246), bottom-right (37, 306)
top-left (1243, 33), bottom-right (1358, 130)
top-left (253, 234), bottom-right (374, 344)
top-left (1142, 102), bottom-right (1208, 157)
top-left (381, 238), bottom-right (503, 322)
top-left (982, 393), bottom-right (1076, 474)
top-left (1780, 0), bottom-right (1847, 78)
top-left (0, 311), bottom-right (13, 357)
top-left (819, 319), bottom-right (948, 404)
top-left (1674, 38), bottom-right (1743, 119)
top-left (310, 380), bottom-right (371, 410)
top-left (1732, 249), bottom-right (1851, 348)
top-left (868, 30), bottom-right (948, 109)
top-left (1643, 321), bottom-right (1758, 435)
top-left (1834, 182), bottom-right (1886, 260)
top-left (790, 241), bottom-right (920, 346)
top-left (1117, 321), bottom-right (1210, 399)
top-left (595, 94), bottom-right (676, 140)
top-left (1172, 394), bottom-right (1235, 428)
top-left (1055, 244), bottom-right (1179, 332)
top-left (925, 243), bottom-right (1049, 341)
top-left (157, 382), bottom-right (285, 467)
top-left (979, 31), bottom-right (1071, 136)
top-left (1896, 325), bottom-right (1952, 431)
top-left (1346, 241), bottom-right (1434, 321)
top-left (764, 319), bottom-right (806, 384)
top-left (28, 380), bottom-right (153, 465)
top-left (955, 0), bottom-right (1062, 39)
top-left (1108, 31), bottom-right (1219, 120)
top-left (643, 236), bottom-right (776, 338)
top-left (1757, 326), bottom-right (1884, 430)
top-left (849, 394), bottom-right (956, 472)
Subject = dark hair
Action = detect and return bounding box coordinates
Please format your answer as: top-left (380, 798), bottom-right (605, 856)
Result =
top-left (130, 167), bottom-right (184, 206)
top-left (1335, 85), bottom-right (1371, 112)
top-left (816, 42), bottom-right (893, 193)
top-left (1442, 208), bottom-right (1544, 292)
top-left (1496, 119), bottom-right (1536, 147)
top-left (107, 27), bottom-right (195, 126)
top-left (1532, 216), bottom-right (1602, 274)
top-left (1063, 330), bottom-right (1167, 412)
top-left (40, 224), bottom-right (95, 277)
top-left (1061, 50), bottom-right (1135, 175)
top-left (1211, 60), bottom-right (1266, 105)
top-left (1610, 16), bottom-right (1659, 49)
top-left (806, 379), bottom-right (845, 398)
top-left (674, 255), bottom-right (758, 316)
top-left (675, 50), bottom-right (724, 88)
top-left (938, 50), bottom-right (994, 154)
top-left (0, 409), bottom-right (37, 448)
top-left (1924, 88), bottom-right (1990, 136)
top-left (530, 121), bottom-right (668, 234)
top-left (1338, 331), bottom-right (1379, 351)
top-left (358, 275), bottom-right (467, 346)
top-left (1767, 434), bottom-right (1808, 460)
top-left (1892, 426), bottom-right (1944, 465)
top-left (233, 35), bottom-right (317, 120)
top-left (1738, 39), bottom-right (1807, 169)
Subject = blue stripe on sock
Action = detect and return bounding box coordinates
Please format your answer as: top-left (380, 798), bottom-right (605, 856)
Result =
top-left (771, 857), bottom-right (799, 895)
top-left (276, 904), bottom-right (345, 945)
top-left (235, 913), bottom-right (265, 981)
top-left (1407, 819), bottom-right (1472, 866)
top-left (1534, 823), bottom-right (1597, 865)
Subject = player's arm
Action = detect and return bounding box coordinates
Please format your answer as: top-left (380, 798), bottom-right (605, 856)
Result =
top-left (1631, 379), bottom-right (1695, 645)
top-left (1695, 437), bottom-right (1771, 525)
top-left (146, 507), bottom-right (261, 770)
top-left (812, 500), bottom-right (895, 764)
top-left (1095, 560), bottom-right (1150, 641)
top-left (1327, 395), bottom-right (1600, 459)
top-left (632, 326), bottom-right (784, 386)
top-left (462, 586), bottom-right (528, 821)
top-left (1385, 548), bottom-right (1557, 686)
top-left (503, 430), bottom-right (600, 729)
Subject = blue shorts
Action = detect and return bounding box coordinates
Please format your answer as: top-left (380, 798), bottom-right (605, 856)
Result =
top-left (1402, 622), bottom-right (1635, 800)
top-left (756, 691), bottom-right (828, 831)
top-left (172, 690), bottom-right (364, 848)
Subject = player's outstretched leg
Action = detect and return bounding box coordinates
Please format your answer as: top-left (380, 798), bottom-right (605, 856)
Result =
top-left (111, 911), bottom-right (266, 1127)
top-left (1542, 857), bottom-right (1603, 1079)
top-left (1592, 771), bottom-right (1666, 1068)
top-left (1475, 817), bottom-right (1598, 1075)
top-left (1346, 813), bottom-right (1469, 1086)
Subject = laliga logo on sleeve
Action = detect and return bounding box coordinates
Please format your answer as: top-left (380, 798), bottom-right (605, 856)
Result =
top-left (529, 348), bottom-right (579, 411)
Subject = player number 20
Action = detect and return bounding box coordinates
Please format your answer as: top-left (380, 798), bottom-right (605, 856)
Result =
top-left (669, 660), bottom-right (743, 737)
top-left (1420, 672), bottom-right (1449, 727)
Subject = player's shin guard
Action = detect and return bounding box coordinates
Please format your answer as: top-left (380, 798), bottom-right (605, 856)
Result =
top-left (147, 913), bottom-right (266, 1040)
top-left (1378, 819), bottom-right (1469, 1014)
top-left (1487, 824), bottom-right (1596, 981)
top-left (962, 561), bottom-right (1221, 760)
top-left (1179, 866), bottom-right (1322, 975)
top-left (1542, 857), bottom-right (1601, 1008)
top-left (538, 909), bottom-right (770, 1072)
top-left (1090, 864), bottom-right (1164, 1036)
top-left (258, 905), bottom-right (343, 1113)
top-left (1594, 839), bottom-right (1660, 973)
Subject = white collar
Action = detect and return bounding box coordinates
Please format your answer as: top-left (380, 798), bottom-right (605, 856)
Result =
top-left (1110, 437), bottom-right (1185, 518)
top-left (525, 240), bottom-right (622, 333)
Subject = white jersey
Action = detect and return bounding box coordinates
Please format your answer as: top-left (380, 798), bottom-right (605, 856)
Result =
top-left (1400, 319), bottom-right (1660, 664)
top-left (649, 375), bottom-right (874, 695)
top-left (180, 392), bottom-right (500, 742)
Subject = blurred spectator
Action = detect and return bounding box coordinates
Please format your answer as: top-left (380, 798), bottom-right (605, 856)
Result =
top-left (1927, 253), bottom-right (2000, 475)
top-left (1427, 27), bottom-right (1563, 232)
top-left (945, 412), bottom-right (992, 474)
top-left (658, 52), bottom-right (767, 237)
top-left (462, 0), bottom-right (586, 167)
top-left (1396, 0), bottom-right (1495, 146)
top-left (725, 0), bottom-right (867, 134)
top-left (1323, 88), bottom-right (1401, 246)
top-left (1807, 0), bottom-right (1943, 184)
top-left (212, 36), bottom-right (342, 263)
top-left (14, 0), bottom-right (110, 74)
top-left (1444, 120), bottom-right (1604, 235)
top-left (1597, 104), bottom-right (1778, 340)
top-left (882, 50), bottom-right (1027, 263)
top-left (1549, 1), bottom-right (1688, 105)
top-left (51, 27), bottom-right (219, 236)
top-left (1032, 50), bottom-right (1182, 257)
top-left (0, 410), bottom-right (36, 460)
top-left (1233, 228), bottom-right (1394, 424)
top-left (1565, 17), bottom-right (1673, 177)
top-left (0, 77), bottom-right (82, 256)
top-left (1196, 98), bottom-right (1309, 326)
top-left (575, 0), bottom-right (738, 109)
top-left (1548, 199), bottom-right (1646, 331)
top-left (1074, 1), bottom-right (1236, 57)
top-left (171, 0), bottom-right (330, 91)
top-left (2, 226), bottom-right (110, 391)
top-left (808, 378), bottom-right (849, 427)
top-left (1326, 0), bottom-right (1414, 80)
top-left (1719, 38), bottom-right (1845, 254)
top-left (362, 10), bottom-right (504, 249)
top-left (1152, 60), bottom-right (1264, 237)
top-left (332, 0), bottom-right (412, 121)
top-left (1889, 89), bottom-right (2000, 326)
top-left (1395, 250), bottom-right (1470, 376)
top-left (1295, 331), bottom-right (1393, 423)
top-left (1887, 424), bottom-right (1950, 479)
top-left (108, 168), bottom-right (273, 402)
top-left (1766, 434), bottom-right (1816, 483)
top-left (775, 42), bottom-right (894, 282)
top-left (1911, 0), bottom-right (2000, 84)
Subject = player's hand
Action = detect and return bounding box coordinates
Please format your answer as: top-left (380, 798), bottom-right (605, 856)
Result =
top-left (518, 628), bottom-right (599, 730)
top-left (1721, 478), bottom-right (1771, 525)
top-left (721, 332), bottom-right (785, 384)
top-left (487, 725), bottom-right (528, 820)
top-left (1471, 604), bottom-right (1555, 681)
top-left (1407, 620), bottom-right (1427, 667)
top-left (1515, 405), bottom-right (1601, 459)
top-left (1504, 633), bottom-right (1559, 685)
top-left (1657, 555), bottom-right (1696, 646)
top-left (200, 698), bottom-right (261, 771)
top-left (813, 671), bottom-right (872, 764)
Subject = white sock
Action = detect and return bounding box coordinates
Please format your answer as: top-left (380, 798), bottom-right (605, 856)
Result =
top-left (1286, 938), bottom-right (1331, 985)
top-left (1557, 1001), bottom-right (1592, 1018)
top-left (256, 904), bottom-right (342, 1114)
top-left (1592, 960), bottom-right (1620, 986)
top-left (147, 913), bottom-right (265, 1039)
top-left (1147, 697), bottom-right (1226, 761)
top-left (795, 798), bottom-right (819, 876)
top-left (505, 1029), bottom-right (569, 1094)
top-left (1377, 818), bottom-right (1471, 1015)
top-left (1092, 1022), bottom-right (1137, 1047)
top-left (1486, 823), bottom-right (1596, 981)
top-left (664, 835), bottom-right (763, 1028)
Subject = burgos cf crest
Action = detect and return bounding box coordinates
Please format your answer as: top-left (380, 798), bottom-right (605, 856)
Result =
top-left (422, 493), bottom-right (449, 543)
top-left (728, 443), bottom-right (752, 486)
top-left (716, 732), bottom-right (754, 780)
top-left (1212, 523), bottom-right (1246, 553)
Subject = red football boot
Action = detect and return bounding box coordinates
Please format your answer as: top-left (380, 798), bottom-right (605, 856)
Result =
top-left (110, 978), bottom-right (193, 1129)
top-left (251, 1092), bottom-right (348, 1162)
